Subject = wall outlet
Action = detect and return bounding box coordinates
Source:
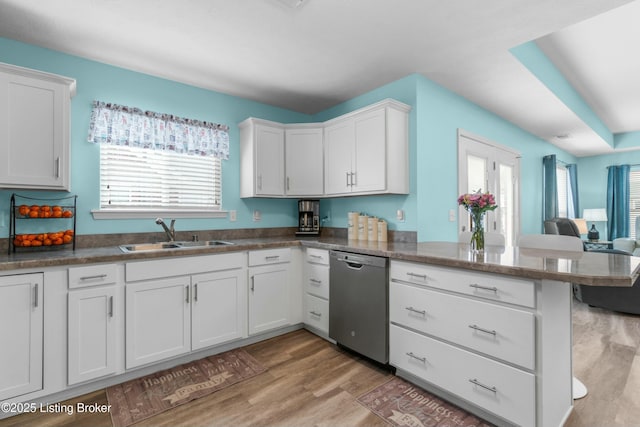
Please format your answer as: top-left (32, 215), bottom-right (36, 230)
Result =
top-left (449, 209), bottom-right (456, 222)
top-left (253, 210), bottom-right (261, 221)
top-left (396, 209), bottom-right (405, 222)
top-left (229, 210), bottom-right (237, 222)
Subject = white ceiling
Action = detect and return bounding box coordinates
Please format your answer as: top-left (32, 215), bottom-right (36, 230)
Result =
top-left (0, 0), bottom-right (637, 157)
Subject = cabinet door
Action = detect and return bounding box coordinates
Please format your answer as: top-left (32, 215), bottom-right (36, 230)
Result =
top-left (126, 276), bottom-right (191, 369)
top-left (68, 286), bottom-right (117, 385)
top-left (255, 124), bottom-right (285, 196)
top-left (0, 72), bottom-right (70, 190)
top-left (249, 265), bottom-right (290, 335)
top-left (0, 273), bottom-right (43, 400)
top-left (285, 127), bottom-right (324, 196)
top-left (353, 108), bottom-right (386, 193)
top-left (324, 119), bottom-right (354, 195)
top-left (191, 269), bottom-right (247, 350)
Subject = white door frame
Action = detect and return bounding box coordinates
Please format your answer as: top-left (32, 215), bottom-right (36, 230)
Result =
top-left (457, 129), bottom-right (521, 246)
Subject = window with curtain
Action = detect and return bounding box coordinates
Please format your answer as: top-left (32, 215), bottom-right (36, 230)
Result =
top-left (556, 164), bottom-right (577, 218)
top-left (629, 168), bottom-right (640, 239)
top-left (87, 101), bottom-right (229, 218)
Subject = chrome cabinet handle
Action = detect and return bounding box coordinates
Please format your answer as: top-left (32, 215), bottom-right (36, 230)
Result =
top-left (309, 311), bottom-right (322, 317)
top-left (309, 278), bottom-right (322, 285)
top-left (265, 255), bottom-right (280, 261)
top-left (55, 157), bottom-right (60, 178)
top-left (405, 306), bottom-right (426, 316)
top-left (286, 176), bottom-right (290, 191)
top-left (468, 324), bottom-right (497, 336)
top-left (309, 254), bottom-right (323, 259)
top-left (406, 352), bottom-right (426, 363)
top-left (80, 274), bottom-right (108, 281)
top-left (351, 172), bottom-right (356, 186)
top-left (34, 283), bottom-right (39, 308)
top-left (346, 172), bottom-right (350, 187)
top-left (194, 284), bottom-right (198, 302)
top-left (185, 286), bottom-right (190, 303)
top-left (469, 378), bottom-right (497, 393)
top-left (469, 284), bottom-right (498, 293)
top-left (109, 296), bottom-right (114, 318)
top-left (258, 175), bottom-right (262, 190)
top-left (407, 272), bottom-right (427, 280)
top-left (251, 276), bottom-right (255, 292)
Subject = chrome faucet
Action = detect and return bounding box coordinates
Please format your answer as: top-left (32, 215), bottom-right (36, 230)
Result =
top-left (155, 218), bottom-right (176, 241)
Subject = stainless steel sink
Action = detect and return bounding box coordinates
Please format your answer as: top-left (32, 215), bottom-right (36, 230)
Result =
top-left (119, 242), bottom-right (182, 252)
top-left (119, 240), bottom-right (234, 253)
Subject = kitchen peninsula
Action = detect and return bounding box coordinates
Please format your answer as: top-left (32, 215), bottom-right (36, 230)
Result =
top-left (0, 236), bottom-right (637, 427)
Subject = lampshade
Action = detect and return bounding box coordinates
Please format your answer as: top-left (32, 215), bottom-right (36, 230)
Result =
top-left (573, 218), bottom-right (588, 234)
top-left (583, 208), bottom-right (608, 222)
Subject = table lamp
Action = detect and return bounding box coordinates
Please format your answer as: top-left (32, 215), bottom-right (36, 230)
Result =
top-left (583, 208), bottom-right (608, 241)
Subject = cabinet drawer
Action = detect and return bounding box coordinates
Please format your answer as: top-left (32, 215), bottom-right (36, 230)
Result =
top-left (391, 260), bottom-right (535, 308)
top-left (306, 248), bottom-right (329, 265)
top-left (305, 294), bottom-right (329, 333)
top-left (69, 264), bottom-right (118, 289)
top-left (390, 325), bottom-right (535, 427)
top-left (390, 281), bottom-right (535, 369)
top-left (249, 248), bottom-right (292, 266)
top-left (306, 263), bottom-right (329, 299)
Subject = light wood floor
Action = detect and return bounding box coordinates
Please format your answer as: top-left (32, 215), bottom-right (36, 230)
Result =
top-left (2, 301), bottom-right (639, 427)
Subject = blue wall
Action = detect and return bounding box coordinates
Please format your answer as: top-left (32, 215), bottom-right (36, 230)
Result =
top-left (1, 36), bottom-right (582, 242)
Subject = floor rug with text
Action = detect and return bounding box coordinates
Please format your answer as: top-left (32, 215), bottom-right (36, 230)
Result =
top-left (106, 349), bottom-right (266, 427)
top-left (357, 376), bottom-right (495, 427)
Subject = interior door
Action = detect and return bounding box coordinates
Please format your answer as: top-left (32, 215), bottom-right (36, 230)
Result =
top-left (458, 131), bottom-right (520, 246)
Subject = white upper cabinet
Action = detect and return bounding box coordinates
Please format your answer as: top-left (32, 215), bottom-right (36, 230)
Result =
top-left (240, 99), bottom-right (410, 198)
top-left (324, 99), bottom-right (410, 196)
top-left (240, 119), bottom-right (285, 197)
top-left (285, 125), bottom-right (323, 196)
top-left (0, 63), bottom-right (76, 190)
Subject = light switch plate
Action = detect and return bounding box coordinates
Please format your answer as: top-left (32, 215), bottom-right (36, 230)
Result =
top-left (253, 210), bottom-right (261, 221)
top-left (229, 210), bottom-right (237, 222)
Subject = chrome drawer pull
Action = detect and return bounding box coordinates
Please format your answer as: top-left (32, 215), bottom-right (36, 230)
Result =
top-left (309, 254), bottom-right (322, 259)
top-left (406, 352), bottom-right (426, 363)
top-left (265, 255), bottom-right (280, 261)
top-left (309, 278), bottom-right (322, 285)
top-left (108, 296), bottom-right (114, 318)
top-left (309, 311), bottom-right (322, 317)
top-left (468, 324), bottom-right (497, 336)
top-left (469, 284), bottom-right (498, 293)
top-left (407, 272), bottom-right (427, 280)
top-left (469, 378), bottom-right (497, 393)
top-left (405, 306), bottom-right (426, 316)
top-left (80, 274), bottom-right (108, 281)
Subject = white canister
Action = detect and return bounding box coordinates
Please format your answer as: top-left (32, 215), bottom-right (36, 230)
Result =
top-left (378, 219), bottom-right (388, 242)
top-left (358, 214), bottom-right (369, 241)
top-left (348, 212), bottom-right (359, 240)
top-left (368, 217), bottom-right (378, 242)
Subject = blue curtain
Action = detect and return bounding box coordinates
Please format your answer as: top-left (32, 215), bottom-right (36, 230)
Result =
top-left (607, 165), bottom-right (630, 239)
top-left (566, 164), bottom-right (579, 218)
top-left (542, 155), bottom-right (557, 224)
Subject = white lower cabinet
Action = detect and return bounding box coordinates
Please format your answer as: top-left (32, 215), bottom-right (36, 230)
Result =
top-left (390, 260), bottom-right (572, 427)
top-left (248, 248), bottom-right (291, 335)
top-left (390, 325), bottom-right (535, 427)
top-left (68, 264), bottom-right (120, 385)
top-left (0, 273), bottom-right (43, 401)
top-left (303, 248), bottom-right (329, 335)
top-left (125, 253), bottom-right (247, 369)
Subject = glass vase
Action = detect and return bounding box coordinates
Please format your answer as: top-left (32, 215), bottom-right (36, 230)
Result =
top-left (470, 212), bottom-right (485, 254)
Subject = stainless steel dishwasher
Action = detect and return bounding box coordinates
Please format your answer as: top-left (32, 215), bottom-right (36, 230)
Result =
top-left (329, 250), bottom-right (389, 364)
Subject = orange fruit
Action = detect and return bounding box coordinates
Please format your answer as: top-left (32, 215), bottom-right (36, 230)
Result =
top-left (52, 205), bottom-right (62, 211)
top-left (62, 210), bottom-right (73, 218)
top-left (52, 210), bottom-right (62, 218)
top-left (18, 205), bottom-right (29, 216)
top-left (22, 240), bottom-right (32, 247)
top-left (43, 239), bottom-right (52, 246)
top-left (31, 240), bottom-right (42, 247)
top-left (64, 229), bottom-right (74, 236)
top-left (30, 205), bottom-right (40, 211)
top-left (28, 210), bottom-right (38, 218)
top-left (63, 235), bottom-right (72, 244)
top-left (26, 234), bottom-right (36, 241)
top-left (53, 238), bottom-right (63, 245)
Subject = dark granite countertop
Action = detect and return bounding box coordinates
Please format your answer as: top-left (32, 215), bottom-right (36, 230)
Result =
top-left (0, 237), bottom-right (637, 287)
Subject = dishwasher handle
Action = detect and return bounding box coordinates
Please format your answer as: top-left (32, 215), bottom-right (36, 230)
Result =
top-left (345, 261), bottom-right (364, 270)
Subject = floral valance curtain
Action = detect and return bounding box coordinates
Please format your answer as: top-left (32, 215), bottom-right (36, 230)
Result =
top-left (87, 100), bottom-right (229, 160)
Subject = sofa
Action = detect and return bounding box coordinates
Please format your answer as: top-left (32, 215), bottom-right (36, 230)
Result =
top-left (612, 217), bottom-right (640, 256)
top-left (544, 217), bottom-right (640, 315)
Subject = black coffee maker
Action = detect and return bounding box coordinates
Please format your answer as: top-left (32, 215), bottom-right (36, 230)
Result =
top-left (296, 200), bottom-right (320, 235)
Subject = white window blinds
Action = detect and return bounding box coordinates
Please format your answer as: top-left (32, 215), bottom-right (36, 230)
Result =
top-left (629, 169), bottom-right (640, 239)
top-left (100, 144), bottom-right (221, 211)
